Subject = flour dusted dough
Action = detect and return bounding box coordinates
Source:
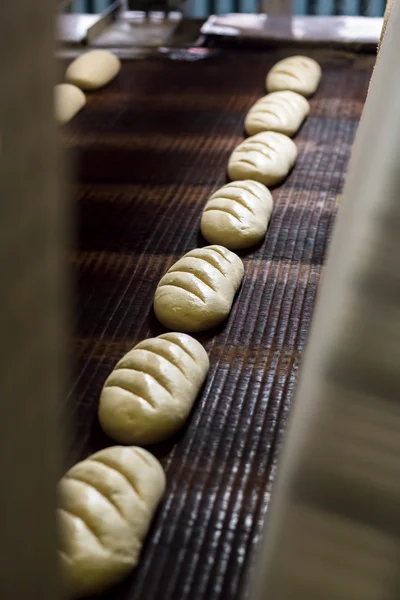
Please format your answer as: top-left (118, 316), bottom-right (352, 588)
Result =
top-left (154, 245), bottom-right (244, 332)
top-left (266, 55), bottom-right (321, 97)
top-left (55, 84), bottom-right (85, 125)
top-left (58, 446), bottom-right (165, 597)
top-left (200, 181), bottom-right (273, 250)
top-left (228, 131), bottom-right (297, 186)
top-left (245, 91), bottom-right (310, 137)
top-left (99, 333), bottom-right (209, 445)
top-left (65, 50), bottom-right (121, 91)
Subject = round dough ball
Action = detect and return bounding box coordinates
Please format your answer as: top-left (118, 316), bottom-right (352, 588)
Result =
top-left (201, 180), bottom-right (273, 249)
top-left (266, 55), bottom-right (321, 97)
top-left (54, 83), bottom-right (85, 125)
top-left (98, 332), bottom-right (209, 445)
top-left (154, 245), bottom-right (244, 332)
top-left (245, 91), bottom-right (310, 137)
top-left (65, 50), bottom-right (121, 91)
top-left (59, 446), bottom-right (165, 597)
top-left (228, 131), bottom-right (297, 187)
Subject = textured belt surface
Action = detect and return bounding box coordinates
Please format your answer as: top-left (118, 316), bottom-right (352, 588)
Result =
top-left (63, 48), bottom-right (373, 600)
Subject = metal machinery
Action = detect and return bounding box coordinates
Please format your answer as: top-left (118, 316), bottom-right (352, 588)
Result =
top-left (57, 0), bottom-right (383, 49)
top-left (58, 0), bottom-right (184, 49)
top-left (2, 0), bottom-right (399, 599)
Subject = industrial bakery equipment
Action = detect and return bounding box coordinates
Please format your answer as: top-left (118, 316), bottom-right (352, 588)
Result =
top-left (58, 0), bottom-right (184, 48)
top-left (58, 0), bottom-right (383, 49)
top-left (2, 0), bottom-right (396, 599)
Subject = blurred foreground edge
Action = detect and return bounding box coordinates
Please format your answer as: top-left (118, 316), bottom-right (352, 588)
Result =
top-left (247, 2), bottom-right (400, 599)
top-left (0, 0), bottom-right (66, 599)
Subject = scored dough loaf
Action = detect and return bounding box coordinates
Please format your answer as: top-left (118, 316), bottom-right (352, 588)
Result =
top-left (65, 49), bottom-right (121, 91)
top-left (98, 332), bottom-right (209, 445)
top-left (245, 91), bottom-right (310, 137)
top-left (228, 131), bottom-right (297, 187)
top-left (200, 181), bottom-right (273, 250)
top-left (266, 55), bottom-right (321, 98)
top-left (58, 446), bottom-right (165, 597)
top-left (54, 83), bottom-right (86, 125)
top-left (154, 245), bottom-right (244, 332)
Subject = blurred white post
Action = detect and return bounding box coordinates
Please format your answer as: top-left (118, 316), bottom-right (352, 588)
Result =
top-left (248, 0), bottom-right (400, 598)
top-left (0, 0), bottom-right (67, 598)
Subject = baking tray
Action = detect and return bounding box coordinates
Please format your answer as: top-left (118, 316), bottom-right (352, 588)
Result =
top-left (62, 46), bottom-right (374, 600)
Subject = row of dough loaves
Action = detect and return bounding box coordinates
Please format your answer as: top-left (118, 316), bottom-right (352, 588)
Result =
top-left (150, 57), bottom-right (322, 334)
top-left (58, 54), bottom-right (322, 598)
top-left (55, 50), bottom-right (121, 125)
top-left (228, 55), bottom-right (320, 187)
top-left (60, 332), bottom-right (211, 596)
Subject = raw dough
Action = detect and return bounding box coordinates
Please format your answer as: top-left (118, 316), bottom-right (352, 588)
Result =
top-left (154, 245), bottom-right (244, 332)
top-left (200, 181), bottom-right (273, 250)
top-left (98, 332), bottom-right (209, 445)
top-left (245, 91), bottom-right (310, 137)
top-left (55, 83), bottom-right (85, 125)
top-left (266, 55), bottom-right (321, 98)
top-left (65, 50), bottom-right (121, 91)
top-left (228, 131), bottom-right (297, 186)
top-left (58, 446), bottom-right (165, 597)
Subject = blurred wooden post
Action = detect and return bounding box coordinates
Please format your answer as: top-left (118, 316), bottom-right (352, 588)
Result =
top-left (0, 0), bottom-right (66, 598)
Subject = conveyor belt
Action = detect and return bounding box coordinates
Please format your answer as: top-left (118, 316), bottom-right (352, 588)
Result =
top-left (62, 47), bottom-right (374, 600)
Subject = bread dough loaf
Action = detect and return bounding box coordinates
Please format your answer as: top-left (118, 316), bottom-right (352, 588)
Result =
top-left (266, 55), bottom-right (321, 97)
top-left (154, 245), bottom-right (244, 332)
top-left (65, 50), bottom-right (121, 91)
top-left (58, 446), bottom-right (165, 597)
top-left (200, 181), bottom-right (273, 250)
top-left (228, 131), bottom-right (297, 186)
top-left (98, 333), bottom-right (209, 445)
top-left (55, 83), bottom-right (85, 125)
top-left (245, 91), bottom-right (310, 137)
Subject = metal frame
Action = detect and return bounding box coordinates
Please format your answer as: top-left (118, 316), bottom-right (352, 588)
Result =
top-left (201, 14), bottom-right (383, 48)
top-left (57, 0), bottom-right (183, 46)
